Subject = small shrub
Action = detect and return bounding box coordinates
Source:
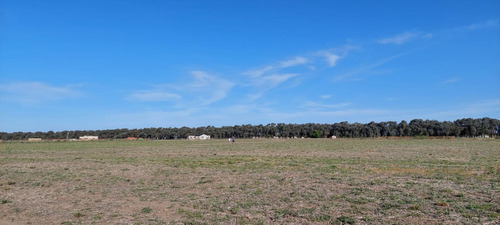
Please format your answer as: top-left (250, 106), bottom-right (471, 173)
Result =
top-left (335, 215), bottom-right (356, 224)
top-left (436, 202), bottom-right (449, 207)
top-left (361, 216), bottom-right (372, 222)
top-left (314, 213), bottom-right (331, 222)
top-left (141, 207), bottom-right (152, 213)
top-left (229, 206), bottom-right (239, 214)
top-left (73, 211), bottom-right (84, 218)
top-left (409, 204), bottom-right (421, 210)
top-left (414, 135), bottom-right (429, 139)
top-left (312, 130), bottom-right (323, 138)
top-left (381, 202), bottom-right (400, 210)
top-left (274, 208), bottom-right (297, 219)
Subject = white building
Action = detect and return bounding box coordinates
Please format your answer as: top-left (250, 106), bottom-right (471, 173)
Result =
top-left (187, 134), bottom-right (210, 140)
top-left (198, 134), bottom-right (210, 140)
top-left (79, 135), bottom-right (99, 140)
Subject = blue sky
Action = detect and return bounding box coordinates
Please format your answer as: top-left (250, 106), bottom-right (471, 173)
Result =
top-left (1, 0), bottom-right (499, 132)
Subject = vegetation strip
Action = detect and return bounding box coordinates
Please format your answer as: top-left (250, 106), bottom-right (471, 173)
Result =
top-left (0, 138), bottom-right (498, 224)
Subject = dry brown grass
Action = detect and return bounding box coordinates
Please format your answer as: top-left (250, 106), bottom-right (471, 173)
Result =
top-left (0, 138), bottom-right (499, 224)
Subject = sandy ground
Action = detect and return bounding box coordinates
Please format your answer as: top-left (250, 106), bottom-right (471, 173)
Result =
top-left (1, 139), bottom-right (499, 224)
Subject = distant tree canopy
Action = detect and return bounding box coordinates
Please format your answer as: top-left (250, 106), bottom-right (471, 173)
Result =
top-left (0, 118), bottom-right (498, 141)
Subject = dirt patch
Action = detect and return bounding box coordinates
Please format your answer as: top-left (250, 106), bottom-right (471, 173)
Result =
top-left (1, 139), bottom-right (499, 224)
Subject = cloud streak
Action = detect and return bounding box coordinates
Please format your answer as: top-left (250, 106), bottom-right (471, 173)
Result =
top-left (321, 52), bottom-right (341, 67)
top-left (378, 31), bottom-right (432, 45)
top-left (279, 56), bottom-right (308, 68)
top-left (378, 32), bottom-right (418, 44)
top-left (127, 70), bottom-right (235, 106)
top-left (464, 20), bottom-right (499, 30)
top-left (127, 91), bottom-right (181, 102)
top-left (301, 101), bottom-right (351, 109)
top-left (246, 46), bottom-right (357, 79)
top-left (315, 46), bottom-right (357, 67)
top-left (187, 71), bottom-right (235, 105)
top-left (246, 66), bottom-right (274, 78)
top-left (0, 82), bottom-right (82, 105)
top-left (261, 73), bottom-right (297, 88)
top-left (443, 78), bottom-right (461, 84)
top-left (242, 46), bottom-right (358, 99)
top-left (334, 53), bottom-right (407, 82)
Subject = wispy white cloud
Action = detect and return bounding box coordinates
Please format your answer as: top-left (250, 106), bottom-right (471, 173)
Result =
top-left (320, 95), bottom-right (332, 99)
top-left (378, 32), bottom-right (418, 44)
top-left (315, 46), bottom-right (357, 67)
top-left (245, 46), bottom-right (357, 79)
top-left (257, 73), bottom-right (298, 88)
top-left (315, 45), bottom-right (360, 67)
top-left (409, 98), bottom-right (500, 121)
top-left (245, 57), bottom-right (306, 79)
top-left (187, 70), bottom-right (235, 105)
top-left (379, 20), bottom-right (496, 46)
top-left (245, 73), bottom-right (298, 101)
top-left (417, 20), bottom-right (500, 42)
top-left (334, 53), bottom-right (406, 82)
top-left (0, 82), bottom-right (82, 105)
top-left (279, 56), bottom-right (308, 68)
top-left (243, 58), bottom-right (306, 101)
top-left (321, 52), bottom-right (341, 67)
top-left (241, 46), bottom-right (359, 102)
top-left (301, 101), bottom-right (351, 109)
top-left (246, 66), bottom-right (274, 78)
top-left (126, 70), bottom-right (234, 106)
top-left (464, 20), bottom-right (499, 30)
top-left (378, 31), bottom-right (432, 45)
top-left (190, 70), bottom-right (220, 87)
top-left (443, 78), bottom-right (461, 84)
top-left (126, 91), bottom-right (181, 102)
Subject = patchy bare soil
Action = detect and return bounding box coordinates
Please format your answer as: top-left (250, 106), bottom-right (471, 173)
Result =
top-left (1, 138), bottom-right (499, 224)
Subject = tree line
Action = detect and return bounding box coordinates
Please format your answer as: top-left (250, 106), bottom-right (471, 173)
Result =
top-left (1, 118), bottom-right (498, 141)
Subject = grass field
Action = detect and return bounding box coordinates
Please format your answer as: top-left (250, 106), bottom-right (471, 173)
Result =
top-left (0, 138), bottom-right (499, 224)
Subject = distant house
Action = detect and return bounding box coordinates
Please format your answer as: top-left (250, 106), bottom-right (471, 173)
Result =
top-left (28, 138), bottom-right (42, 141)
top-left (198, 134), bottom-right (210, 140)
top-left (187, 134), bottom-right (211, 140)
top-left (79, 135), bottom-right (98, 140)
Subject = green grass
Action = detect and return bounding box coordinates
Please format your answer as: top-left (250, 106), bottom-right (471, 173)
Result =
top-left (141, 207), bottom-right (152, 214)
top-left (0, 138), bottom-right (499, 224)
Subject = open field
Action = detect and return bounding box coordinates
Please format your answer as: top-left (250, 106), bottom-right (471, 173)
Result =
top-left (0, 138), bottom-right (499, 224)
